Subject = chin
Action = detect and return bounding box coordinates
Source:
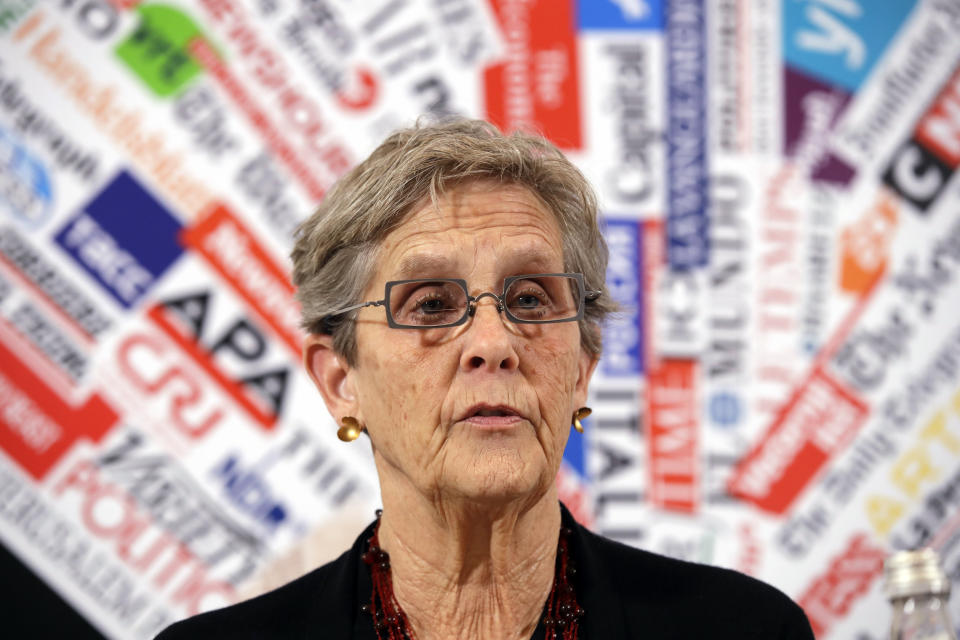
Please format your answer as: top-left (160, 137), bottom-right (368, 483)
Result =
top-left (445, 449), bottom-right (553, 505)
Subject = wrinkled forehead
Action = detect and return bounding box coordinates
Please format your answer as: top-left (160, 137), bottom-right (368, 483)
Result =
top-left (373, 181), bottom-right (566, 282)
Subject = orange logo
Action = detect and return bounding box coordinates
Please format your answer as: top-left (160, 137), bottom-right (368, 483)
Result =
top-left (839, 191), bottom-right (898, 295)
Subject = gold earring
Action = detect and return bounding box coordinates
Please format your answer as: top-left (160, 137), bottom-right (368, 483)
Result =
top-left (338, 416), bottom-right (362, 442)
top-left (572, 407), bottom-right (591, 434)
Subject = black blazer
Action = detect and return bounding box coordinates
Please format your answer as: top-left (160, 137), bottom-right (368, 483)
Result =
top-left (157, 504), bottom-right (814, 638)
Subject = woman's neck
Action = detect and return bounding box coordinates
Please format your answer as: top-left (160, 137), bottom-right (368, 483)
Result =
top-left (376, 490), bottom-right (562, 640)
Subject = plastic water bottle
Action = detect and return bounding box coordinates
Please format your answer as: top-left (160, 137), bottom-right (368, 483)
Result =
top-left (885, 548), bottom-right (956, 640)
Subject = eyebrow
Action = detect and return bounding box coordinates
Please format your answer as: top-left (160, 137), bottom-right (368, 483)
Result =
top-left (393, 249), bottom-right (563, 280)
top-left (513, 250), bottom-right (562, 273)
top-left (395, 254), bottom-right (456, 279)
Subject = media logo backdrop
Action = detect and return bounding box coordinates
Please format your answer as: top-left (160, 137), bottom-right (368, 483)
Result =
top-left (1, 1), bottom-right (959, 638)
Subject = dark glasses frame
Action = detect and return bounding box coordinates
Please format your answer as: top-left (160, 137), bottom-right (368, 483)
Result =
top-left (324, 272), bottom-right (601, 330)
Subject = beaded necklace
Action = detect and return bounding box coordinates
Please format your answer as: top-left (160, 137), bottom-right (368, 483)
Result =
top-left (361, 511), bottom-right (584, 640)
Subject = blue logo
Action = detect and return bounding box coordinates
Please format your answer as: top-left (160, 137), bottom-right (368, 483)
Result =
top-left (601, 219), bottom-right (644, 376)
top-left (0, 128), bottom-right (52, 228)
top-left (213, 455), bottom-right (288, 531)
top-left (666, 0), bottom-right (708, 270)
top-left (708, 392), bottom-right (741, 427)
top-left (55, 170), bottom-right (183, 308)
top-left (578, 0), bottom-right (663, 30)
top-left (783, 0), bottom-right (917, 92)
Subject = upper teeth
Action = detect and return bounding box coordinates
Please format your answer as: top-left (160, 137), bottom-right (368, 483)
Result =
top-left (477, 409), bottom-right (505, 416)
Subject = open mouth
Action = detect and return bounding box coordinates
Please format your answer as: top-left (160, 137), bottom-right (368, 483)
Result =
top-left (473, 408), bottom-right (517, 417)
top-left (462, 405), bottom-right (523, 423)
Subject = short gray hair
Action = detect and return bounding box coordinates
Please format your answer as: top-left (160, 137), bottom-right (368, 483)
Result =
top-left (291, 118), bottom-right (614, 364)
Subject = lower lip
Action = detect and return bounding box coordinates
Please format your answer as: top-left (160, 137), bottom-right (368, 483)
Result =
top-left (462, 415), bottom-right (525, 430)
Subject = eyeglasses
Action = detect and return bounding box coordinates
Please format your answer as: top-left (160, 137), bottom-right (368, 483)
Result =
top-left (324, 273), bottom-right (600, 329)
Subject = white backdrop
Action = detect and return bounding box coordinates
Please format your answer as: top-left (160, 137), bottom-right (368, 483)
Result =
top-left (0, 1), bottom-right (959, 637)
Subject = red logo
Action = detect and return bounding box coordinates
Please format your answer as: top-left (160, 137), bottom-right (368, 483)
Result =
top-left (335, 67), bottom-right (380, 111)
top-left (180, 203), bottom-right (301, 357)
top-left (484, 0), bottom-right (583, 149)
top-left (797, 533), bottom-right (886, 638)
top-left (0, 339), bottom-right (117, 479)
top-left (647, 359), bottom-right (700, 513)
top-left (729, 365), bottom-right (868, 514)
top-left (915, 65), bottom-right (960, 168)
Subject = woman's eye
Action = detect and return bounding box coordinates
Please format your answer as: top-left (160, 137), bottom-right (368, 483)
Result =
top-left (417, 297), bottom-right (447, 313)
top-left (508, 285), bottom-right (551, 313)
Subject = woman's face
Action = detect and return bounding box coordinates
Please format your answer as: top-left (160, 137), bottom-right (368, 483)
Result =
top-left (342, 181), bottom-right (597, 505)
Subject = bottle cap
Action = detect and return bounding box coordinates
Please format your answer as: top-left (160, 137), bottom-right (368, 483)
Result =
top-left (884, 548), bottom-right (951, 600)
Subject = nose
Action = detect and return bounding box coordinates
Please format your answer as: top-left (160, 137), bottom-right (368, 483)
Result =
top-left (459, 296), bottom-right (520, 373)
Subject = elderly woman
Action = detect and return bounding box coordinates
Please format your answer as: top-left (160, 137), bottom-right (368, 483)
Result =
top-left (158, 119), bottom-right (812, 639)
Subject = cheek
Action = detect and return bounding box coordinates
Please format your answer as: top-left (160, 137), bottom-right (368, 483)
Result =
top-left (355, 336), bottom-right (449, 429)
top-left (525, 338), bottom-right (581, 414)
top-left (528, 332), bottom-right (580, 380)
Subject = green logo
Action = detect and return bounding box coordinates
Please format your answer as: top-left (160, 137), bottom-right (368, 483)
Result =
top-left (0, 0), bottom-right (36, 35)
top-left (115, 3), bottom-right (207, 97)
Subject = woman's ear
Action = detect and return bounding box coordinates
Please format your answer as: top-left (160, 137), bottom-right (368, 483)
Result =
top-left (303, 333), bottom-right (358, 420)
top-left (574, 349), bottom-right (599, 408)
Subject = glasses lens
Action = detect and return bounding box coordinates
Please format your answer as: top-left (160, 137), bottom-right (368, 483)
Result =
top-left (388, 280), bottom-right (467, 327)
top-left (505, 275), bottom-right (581, 322)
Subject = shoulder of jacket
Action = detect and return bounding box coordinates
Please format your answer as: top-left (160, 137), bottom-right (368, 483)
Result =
top-left (581, 525), bottom-right (804, 613)
top-left (154, 547), bottom-right (354, 639)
